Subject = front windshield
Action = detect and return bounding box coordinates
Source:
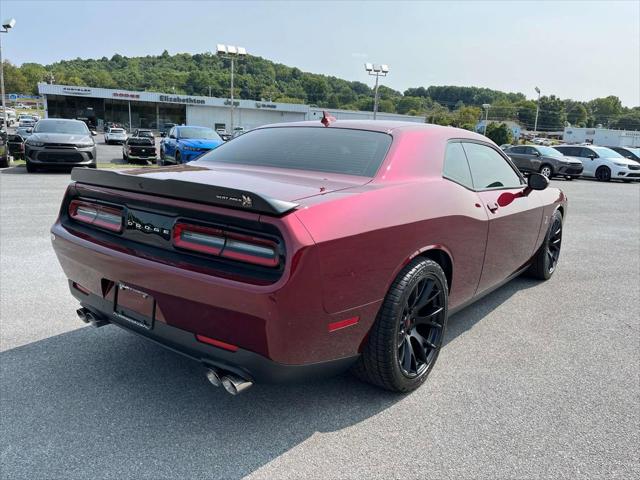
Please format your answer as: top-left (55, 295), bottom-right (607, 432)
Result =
top-left (537, 146), bottom-right (563, 157)
top-left (34, 120), bottom-right (90, 135)
top-left (592, 147), bottom-right (623, 158)
top-left (178, 127), bottom-right (221, 140)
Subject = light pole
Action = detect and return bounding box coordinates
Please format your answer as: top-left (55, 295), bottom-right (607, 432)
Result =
top-left (217, 44), bottom-right (247, 133)
top-left (533, 86), bottom-right (541, 136)
top-left (365, 63), bottom-right (389, 120)
top-left (1, 18), bottom-right (16, 131)
top-left (482, 103), bottom-right (491, 135)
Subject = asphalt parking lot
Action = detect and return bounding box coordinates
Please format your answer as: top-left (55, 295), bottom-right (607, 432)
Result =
top-left (0, 170), bottom-right (638, 479)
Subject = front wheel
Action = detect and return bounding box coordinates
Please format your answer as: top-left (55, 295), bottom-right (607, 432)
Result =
top-left (353, 258), bottom-right (448, 392)
top-left (595, 166), bottom-right (611, 182)
top-left (175, 151), bottom-right (181, 164)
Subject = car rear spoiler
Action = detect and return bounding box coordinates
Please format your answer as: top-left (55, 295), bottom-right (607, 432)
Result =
top-left (71, 168), bottom-right (299, 217)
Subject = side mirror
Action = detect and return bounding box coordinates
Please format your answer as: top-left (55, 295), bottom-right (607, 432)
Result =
top-left (588, 153), bottom-right (597, 159)
top-left (91, 130), bottom-right (97, 136)
top-left (160, 132), bottom-right (166, 137)
top-left (528, 173), bottom-right (549, 191)
top-left (169, 134), bottom-right (176, 139)
top-left (533, 150), bottom-right (541, 156)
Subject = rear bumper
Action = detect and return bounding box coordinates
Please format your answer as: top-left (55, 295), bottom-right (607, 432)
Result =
top-left (72, 284), bottom-right (358, 383)
top-left (51, 212), bottom-right (377, 370)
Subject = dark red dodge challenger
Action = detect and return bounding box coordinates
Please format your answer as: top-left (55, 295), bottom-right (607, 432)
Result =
top-left (51, 120), bottom-right (566, 394)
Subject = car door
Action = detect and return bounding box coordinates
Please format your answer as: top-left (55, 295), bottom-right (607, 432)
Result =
top-left (577, 147), bottom-right (599, 176)
top-left (462, 141), bottom-right (544, 295)
top-left (165, 127), bottom-right (177, 160)
top-left (506, 146), bottom-right (530, 172)
top-left (525, 146), bottom-right (544, 172)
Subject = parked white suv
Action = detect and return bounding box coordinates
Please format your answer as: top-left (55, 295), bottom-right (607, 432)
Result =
top-left (553, 145), bottom-right (640, 182)
top-left (104, 127), bottom-right (127, 145)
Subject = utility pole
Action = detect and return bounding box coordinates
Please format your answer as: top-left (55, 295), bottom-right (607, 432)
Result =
top-left (482, 104), bottom-right (491, 135)
top-left (534, 86), bottom-right (541, 135)
top-left (217, 44), bottom-right (247, 133)
top-left (365, 63), bottom-right (389, 120)
top-left (0, 18), bottom-right (17, 132)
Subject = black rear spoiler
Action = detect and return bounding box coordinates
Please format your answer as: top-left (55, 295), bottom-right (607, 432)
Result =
top-left (71, 168), bottom-right (299, 217)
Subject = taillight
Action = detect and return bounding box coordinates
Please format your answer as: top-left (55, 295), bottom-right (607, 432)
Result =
top-left (173, 222), bottom-right (279, 267)
top-left (68, 200), bottom-right (123, 233)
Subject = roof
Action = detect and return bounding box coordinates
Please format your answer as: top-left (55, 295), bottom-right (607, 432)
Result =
top-left (256, 119), bottom-right (491, 142)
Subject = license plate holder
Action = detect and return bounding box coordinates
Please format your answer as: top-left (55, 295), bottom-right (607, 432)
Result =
top-left (114, 283), bottom-right (155, 329)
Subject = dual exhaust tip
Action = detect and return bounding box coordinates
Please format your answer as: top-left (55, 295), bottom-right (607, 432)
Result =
top-left (76, 308), bottom-right (108, 328)
top-left (206, 368), bottom-right (253, 395)
top-left (76, 308), bottom-right (251, 395)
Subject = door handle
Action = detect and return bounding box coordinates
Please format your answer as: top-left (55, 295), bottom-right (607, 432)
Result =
top-left (487, 202), bottom-right (499, 213)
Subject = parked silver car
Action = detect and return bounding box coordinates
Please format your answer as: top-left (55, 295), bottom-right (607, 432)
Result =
top-left (24, 119), bottom-right (97, 173)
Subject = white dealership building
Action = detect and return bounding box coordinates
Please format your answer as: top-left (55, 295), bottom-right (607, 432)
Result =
top-left (38, 83), bottom-right (425, 132)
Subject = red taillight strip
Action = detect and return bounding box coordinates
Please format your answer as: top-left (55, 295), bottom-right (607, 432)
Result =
top-left (68, 200), bottom-right (123, 233)
top-left (173, 222), bottom-right (279, 267)
top-left (173, 223), bottom-right (225, 255)
top-left (328, 316), bottom-right (359, 332)
top-left (195, 334), bottom-right (239, 352)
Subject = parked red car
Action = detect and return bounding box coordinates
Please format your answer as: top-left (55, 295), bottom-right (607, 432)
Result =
top-left (51, 120), bottom-right (566, 394)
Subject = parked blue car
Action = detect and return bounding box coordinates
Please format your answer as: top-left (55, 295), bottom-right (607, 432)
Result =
top-left (159, 126), bottom-right (223, 165)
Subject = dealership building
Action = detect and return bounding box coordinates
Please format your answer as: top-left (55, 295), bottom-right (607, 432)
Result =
top-left (38, 83), bottom-right (425, 132)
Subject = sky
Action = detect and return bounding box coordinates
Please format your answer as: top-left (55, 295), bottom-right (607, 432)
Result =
top-left (1, 0), bottom-right (639, 106)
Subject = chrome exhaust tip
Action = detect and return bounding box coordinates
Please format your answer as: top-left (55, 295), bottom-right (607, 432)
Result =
top-left (83, 311), bottom-right (109, 328)
top-left (76, 308), bottom-right (89, 323)
top-left (221, 374), bottom-right (253, 395)
top-left (205, 368), bottom-right (222, 387)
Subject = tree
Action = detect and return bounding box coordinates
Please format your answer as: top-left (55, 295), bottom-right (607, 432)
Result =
top-left (453, 106), bottom-right (481, 128)
top-left (516, 100), bottom-right (537, 129)
top-left (396, 96), bottom-right (424, 114)
top-left (2, 61), bottom-right (28, 92)
top-left (589, 96), bottom-right (623, 126)
top-left (566, 103), bottom-right (588, 126)
top-left (611, 113), bottom-right (640, 130)
top-left (301, 76), bottom-right (329, 104)
top-left (537, 95), bottom-right (566, 131)
top-left (484, 122), bottom-right (513, 145)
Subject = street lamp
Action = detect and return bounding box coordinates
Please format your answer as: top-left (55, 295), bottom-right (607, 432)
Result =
top-left (482, 103), bottom-right (491, 135)
top-left (1, 18), bottom-right (16, 132)
top-left (533, 86), bottom-right (541, 136)
top-left (365, 63), bottom-right (389, 120)
top-left (217, 44), bottom-right (247, 133)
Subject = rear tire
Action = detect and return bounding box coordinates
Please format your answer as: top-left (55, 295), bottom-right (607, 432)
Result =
top-left (353, 258), bottom-right (448, 392)
top-left (595, 166), bottom-right (611, 182)
top-left (527, 210), bottom-right (563, 280)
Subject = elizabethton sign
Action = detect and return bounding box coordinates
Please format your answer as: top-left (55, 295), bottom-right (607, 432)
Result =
top-left (159, 95), bottom-right (205, 105)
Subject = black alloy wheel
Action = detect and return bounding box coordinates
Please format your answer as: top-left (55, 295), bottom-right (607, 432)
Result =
top-left (546, 215), bottom-right (563, 275)
top-left (397, 276), bottom-right (446, 378)
top-left (527, 209), bottom-right (563, 280)
top-left (595, 166), bottom-right (611, 182)
top-left (353, 258), bottom-right (449, 392)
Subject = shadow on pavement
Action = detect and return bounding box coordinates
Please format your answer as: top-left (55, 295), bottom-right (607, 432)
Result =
top-left (0, 277), bottom-right (537, 480)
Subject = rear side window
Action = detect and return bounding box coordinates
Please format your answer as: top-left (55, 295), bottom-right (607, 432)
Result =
top-left (463, 142), bottom-right (523, 190)
top-left (198, 127), bottom-right (392, 177)
top-left (443, 142), bottom-right (473, 189)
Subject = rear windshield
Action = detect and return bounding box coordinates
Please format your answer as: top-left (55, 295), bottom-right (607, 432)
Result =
top-left (198, 127), bottom-right (392, 177)
top-left (110, 129), bottom-right (125, 133)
